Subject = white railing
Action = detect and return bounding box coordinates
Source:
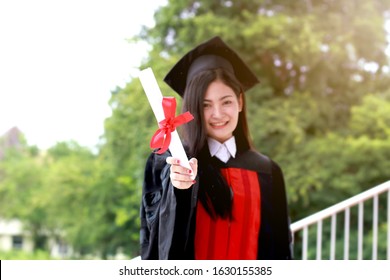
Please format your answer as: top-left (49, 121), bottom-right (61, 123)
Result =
top-left (290, 180), bottom-right (390, 260)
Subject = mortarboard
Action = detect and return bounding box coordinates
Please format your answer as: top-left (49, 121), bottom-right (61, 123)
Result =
top-left (164, 36), bottom-right (259, 97)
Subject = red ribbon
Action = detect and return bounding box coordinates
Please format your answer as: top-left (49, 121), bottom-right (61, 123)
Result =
top-left (150, 97), bottom-right (194, 154)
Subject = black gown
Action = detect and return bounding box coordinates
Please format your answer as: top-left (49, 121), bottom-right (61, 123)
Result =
top-left (140, 148), bottom-right (293, 260)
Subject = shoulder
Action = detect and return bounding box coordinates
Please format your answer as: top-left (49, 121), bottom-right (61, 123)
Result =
top-left (227, 149), bottom-right (274, 174)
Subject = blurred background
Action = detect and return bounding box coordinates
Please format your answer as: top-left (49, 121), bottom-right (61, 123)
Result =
top-left (0, 0), bottom-right (389, 259)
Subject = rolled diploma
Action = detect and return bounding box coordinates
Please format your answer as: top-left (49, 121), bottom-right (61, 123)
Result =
top-left (138, 67), bottom-right (192, 172)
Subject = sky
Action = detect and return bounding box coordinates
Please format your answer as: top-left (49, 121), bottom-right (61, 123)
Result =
top-left (0, 0), bottom-right (167, 150)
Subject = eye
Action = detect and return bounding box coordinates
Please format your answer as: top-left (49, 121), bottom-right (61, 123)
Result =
top-left (223, 100), bottom-right (232, 105)
top-left (203, 103), bottom-right (211, 108)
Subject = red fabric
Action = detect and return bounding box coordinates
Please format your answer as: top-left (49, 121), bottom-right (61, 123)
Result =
top-left (150, 97), bottom-right (193, 154)
top-left (194, 168), bottom-right (261, 259)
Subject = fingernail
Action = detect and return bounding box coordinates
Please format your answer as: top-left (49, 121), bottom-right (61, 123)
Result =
top-left (192, 180), bottom-right (196, 184)
top-left (188, 169), bottom-right (192, 174)
top-left (176, 159), bottom-right (180, 164)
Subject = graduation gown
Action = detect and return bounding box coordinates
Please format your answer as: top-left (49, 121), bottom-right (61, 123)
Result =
top-left (140, 149), bottom-right (293, 260)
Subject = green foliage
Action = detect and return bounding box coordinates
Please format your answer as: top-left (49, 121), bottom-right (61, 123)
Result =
top-left (103, 81), bottom-right (156, 180)
top-left (279, 94), bottom-right (390, 219)
top-left (0, 250), bottom-right (54, 260)
top-left (0, 145), bottom-right (48, 249)
top-left (42, 142), bottom-right (141, 258)
top-left (0, 140), bottom-right (141, 259)
top-left (349, 93), bottom-right (390, 139)
top-left (133, 0), bottom-right (390, 258)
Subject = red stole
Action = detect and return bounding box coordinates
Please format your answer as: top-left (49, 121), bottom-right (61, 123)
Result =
top-left (194, 168), bottom-right (261, 259)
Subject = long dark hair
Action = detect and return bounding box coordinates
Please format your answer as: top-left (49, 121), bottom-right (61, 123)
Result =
top-left (181, 68), bottom-right (253, 219)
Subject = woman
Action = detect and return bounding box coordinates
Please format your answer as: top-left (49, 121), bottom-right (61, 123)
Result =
top-left (140, 36), bottom-right (292, 260)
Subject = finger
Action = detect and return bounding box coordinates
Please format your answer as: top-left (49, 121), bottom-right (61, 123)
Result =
top-left (166, 157), bottom-right (181, 165)
top-left (171, 176), bottom-right (196, 190)
top-left (189, 158), bottom-right (198, 177)
top-left (170, 161), bottom-right (196, 189)
top-left (189, 158), bottom-right (198, 170)
top-left (171, 172), bottom-right (193, 182)
top-left (171, 164), bottom-right (193, 175)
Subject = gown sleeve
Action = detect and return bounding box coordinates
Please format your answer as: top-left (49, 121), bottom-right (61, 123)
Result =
top-left (140, 152), bottom-right (165, 259)
top-left (140, 152), bottom-right (197, 259)
top-left (269, 160), bottom-right (293, 259)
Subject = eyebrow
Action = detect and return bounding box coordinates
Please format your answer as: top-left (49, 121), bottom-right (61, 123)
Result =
top-left (203, 94), bottom-right (235, 102)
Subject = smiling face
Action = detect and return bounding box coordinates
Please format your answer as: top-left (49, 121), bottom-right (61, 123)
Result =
top-left (203, 80), bottom-right (243, 143)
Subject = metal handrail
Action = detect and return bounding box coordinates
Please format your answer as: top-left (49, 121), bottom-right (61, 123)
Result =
top-left (290, 180), bottom-right (390, 260)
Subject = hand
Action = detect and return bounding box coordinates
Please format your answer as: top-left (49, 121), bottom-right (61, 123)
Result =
top-left (166, 157), bottom-right (198, 189)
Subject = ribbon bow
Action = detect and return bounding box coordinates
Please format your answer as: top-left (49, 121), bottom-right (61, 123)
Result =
top-left (150, 97), bottom-right (194, 154)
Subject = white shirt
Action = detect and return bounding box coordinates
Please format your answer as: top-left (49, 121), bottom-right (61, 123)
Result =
top-left (207, 136), bottom-right (237, 163)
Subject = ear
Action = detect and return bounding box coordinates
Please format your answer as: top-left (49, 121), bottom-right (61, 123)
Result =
top-left (238, 93), bottom-right (243, 112)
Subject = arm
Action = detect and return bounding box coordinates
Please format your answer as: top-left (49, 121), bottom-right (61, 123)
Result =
top-left (140, 153), bottom-right (198, 259)
top-left (271, 161), bottom-right (293, 259)
top-left (140, 152), bottom-right (167, 259)
top-left (160, 157), bottom-right (198, 259)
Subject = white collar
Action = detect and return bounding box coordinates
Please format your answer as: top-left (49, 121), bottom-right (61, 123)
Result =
top-left (207, 136), bottom-right (237, 163)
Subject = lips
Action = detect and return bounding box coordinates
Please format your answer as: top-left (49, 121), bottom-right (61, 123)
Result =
top-left (210, 121), bottom-right (228, 128)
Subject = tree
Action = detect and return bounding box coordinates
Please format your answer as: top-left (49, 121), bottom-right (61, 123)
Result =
top-left (101, 0), bottom-right (390, 256)
top-left (41, 141), bottom-right (142, 258)
top-left (99, 82), bottom-right (161, 257)
top-left (132, 0), bottom-right (390, 214)
top-left (0, 132), bottom-right (48, 251)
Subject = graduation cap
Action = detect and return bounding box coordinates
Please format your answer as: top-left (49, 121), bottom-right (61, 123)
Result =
top-left (164, 36), bottom-right (259, 97)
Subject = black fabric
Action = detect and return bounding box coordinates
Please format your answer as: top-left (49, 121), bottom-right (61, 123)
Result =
top-left (197, 154), bottom-right (233, 219)
top-left (140, 151), bottom-right (183, 260)
top-left (168, 187), bottom-right (193, 259)
top-left (163, 36), bottom-right (259, 97)
top-left (256, 161), bottom-right (292, 259)
top-left (140, 149), bottom-right (293, 260)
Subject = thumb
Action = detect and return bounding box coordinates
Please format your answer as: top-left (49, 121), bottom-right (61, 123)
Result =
top-left (189, 158), bottom-right (198, 178)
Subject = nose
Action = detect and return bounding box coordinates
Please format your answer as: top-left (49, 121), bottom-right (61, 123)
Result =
top-left (211, 104), bottom-right (223, 118)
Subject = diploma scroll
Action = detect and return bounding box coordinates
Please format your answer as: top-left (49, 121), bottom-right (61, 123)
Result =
top-left (139, 67), bottom-right (193, 172)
